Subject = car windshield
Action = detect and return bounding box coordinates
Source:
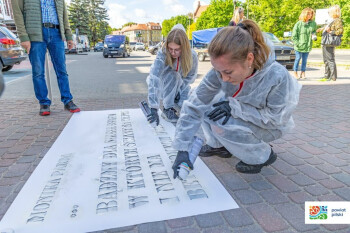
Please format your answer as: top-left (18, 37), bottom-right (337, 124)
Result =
top-left (96, 43), bottom-right (103, 46)
top-left (105, 35), bottom-right (125, 44)
top-left (136, 43), bottom-right (143, 45)
top-left (263, 32), bottom-right (281, 43)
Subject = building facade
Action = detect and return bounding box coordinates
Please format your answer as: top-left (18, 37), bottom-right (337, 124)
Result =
top-left (121, 22), bottom-right (162, 46)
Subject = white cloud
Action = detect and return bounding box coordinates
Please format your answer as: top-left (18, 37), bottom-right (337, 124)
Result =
top-left (171, 4), bottom-right (187, 14)
top-left (163, 0), bottom-right (179, 5)
top-left (108, 3), bottom-right (128, 28)
top-left (134, 9), bottom-right (147, 18)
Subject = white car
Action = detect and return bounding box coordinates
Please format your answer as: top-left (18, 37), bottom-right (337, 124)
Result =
top-left (135, 42), bottom-right (145, 51)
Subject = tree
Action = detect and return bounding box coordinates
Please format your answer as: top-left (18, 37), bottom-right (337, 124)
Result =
top-left (161, 15), bottom-right (193, 37)
top-left (196, 0), bottom-right (234, 30)
top-left (122, 22), bottom-right (136, 28)
top-left (88, 0), bottom-right (109, 45)
top-left (68, 0), bottom-right (90, 36)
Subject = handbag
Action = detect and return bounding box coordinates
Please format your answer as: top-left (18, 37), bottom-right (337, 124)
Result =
top-left (321, 32), bottom-right (342, 46)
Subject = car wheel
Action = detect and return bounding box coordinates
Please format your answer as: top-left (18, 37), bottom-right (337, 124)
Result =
top-left (2, 65), bottom-right (14, 72)
top-left (104, 55), bottom-right (108, 58)
top-left (198, 53), bottom-right (205, 62)
top-left (123, 52), bottom-right (126, 58)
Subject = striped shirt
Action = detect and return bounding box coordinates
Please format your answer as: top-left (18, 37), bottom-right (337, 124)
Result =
top-left (41, 0), bottom-right (59, 25)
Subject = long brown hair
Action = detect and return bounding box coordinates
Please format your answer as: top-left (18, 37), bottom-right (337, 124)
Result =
top-left (164, 29), bottom-right (193, 77)
top-left (208, 20), bottom-right (270, 70)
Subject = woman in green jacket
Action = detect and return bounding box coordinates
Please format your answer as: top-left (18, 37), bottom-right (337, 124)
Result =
top-left (292, 8), bottom-right (317, 79)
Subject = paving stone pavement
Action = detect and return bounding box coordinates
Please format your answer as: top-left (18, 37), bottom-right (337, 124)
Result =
top-left (0, 65), bottom-right (350, 231)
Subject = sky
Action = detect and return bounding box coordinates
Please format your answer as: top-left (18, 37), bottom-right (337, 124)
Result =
top-left (66, 0), bottom-right (208, 29)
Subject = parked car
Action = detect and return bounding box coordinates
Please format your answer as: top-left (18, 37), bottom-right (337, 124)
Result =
top-left (65, 34), bottom-right (83, 54)
top-left (264, 32), bottom-right (295, 69)
top-left (80, 35), bottom-right (90, 52)
top-left (129, 42), bottom-right (137, 51)
top-left (0, 24), bottom-right (26, 72)
top-left (148, 42), bottom-right (162, 55)
top-left (103, 35), bottom-right (131, 58)
top-left (94, 42), bottom-right (104, 52)
top-left (135, 42), bottom-right (145, 51)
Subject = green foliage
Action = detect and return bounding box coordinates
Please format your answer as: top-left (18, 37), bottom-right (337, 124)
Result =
top-left (247, 0), bottom-right (349, 47)
top-left (69, 0), bottom-right (110, 45)
top-left (161, 15), bottom-right (193, 37)
top-left (122, 22), bottom-right (136, 28)
top-left (196, 0), bottom-right (234, 30)
top-left (68, 0), bottom-right (90, 36)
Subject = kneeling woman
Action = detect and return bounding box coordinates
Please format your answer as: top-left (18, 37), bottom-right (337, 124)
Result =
top-left (147, 24), bottom-right (198, 125)
top-left (172, 20), bottom-right (301, 176)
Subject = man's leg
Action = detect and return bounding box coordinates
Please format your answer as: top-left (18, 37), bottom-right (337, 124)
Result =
top-left (29, 41), bottom-right (50, 105)
top-left (47, 28), bottom-right (73, 105)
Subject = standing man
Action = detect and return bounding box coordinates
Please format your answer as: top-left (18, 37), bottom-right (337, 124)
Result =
top-left (11, 0), bottom-right (80, 116)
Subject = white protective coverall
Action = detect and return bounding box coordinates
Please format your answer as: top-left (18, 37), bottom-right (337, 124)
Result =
top-left (146, 49), bottom-right (198, 109)
top-left (172, 50), bottom-right (302, 165)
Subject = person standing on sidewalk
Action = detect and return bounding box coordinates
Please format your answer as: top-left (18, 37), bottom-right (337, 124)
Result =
top-left (11, 0), bottom-right (80, 116)
top-left (317, 5), bottom-right (343, 82)
top-left (229, 7), bottom-right (245, 26)
top-left (292, 8), bottom-right (317, 79)
top-left (146, 24), bottom-right (198, 125)
top-left (171, 20), bottom-right (301, 177)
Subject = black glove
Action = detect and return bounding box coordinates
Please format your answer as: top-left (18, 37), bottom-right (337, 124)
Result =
top-left (172, 151), bottom-right (193, 179)
top-left (174, 92), bottom-right (180, 103)
top-left (147, 108), bottom-right (159, 126)
top-left (207, 101), bottom-right (231, 125)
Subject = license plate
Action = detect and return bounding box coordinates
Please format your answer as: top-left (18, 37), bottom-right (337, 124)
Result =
top-left (111, 51), bottom-right (118, 54)
top-left (276, 55), bottom-right (290, 60)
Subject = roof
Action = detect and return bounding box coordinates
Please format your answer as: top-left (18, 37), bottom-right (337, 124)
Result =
top-left (194, 5), bottom-right (209, 18)
top-left (121, 22), bottom-right (161, 33)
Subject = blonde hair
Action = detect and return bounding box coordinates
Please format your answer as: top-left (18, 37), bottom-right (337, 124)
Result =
top-left (208, 20), bottom-right (270, 70)
top-left (299, 8), bottom-right (315, 22)
top-left (329, 5), bottom-right (341, 18)
top-left (164, 29), bottom-right (193, 77)
top-left (233, 7), bottom-right (244, 24)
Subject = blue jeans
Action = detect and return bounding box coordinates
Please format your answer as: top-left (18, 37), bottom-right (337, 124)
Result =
top-left (293, 51), bottom-right (309, 72)
top-left (29, 27), bottom-right (72, 105)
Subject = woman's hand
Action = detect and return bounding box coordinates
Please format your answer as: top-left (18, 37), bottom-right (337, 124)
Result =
top-left (172, 151), bottom-right (193, 179)
top-left (207, 101), bottom-right (232, 125)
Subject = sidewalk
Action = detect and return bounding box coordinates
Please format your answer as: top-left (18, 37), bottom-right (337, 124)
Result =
top-left (0, 63), bottom-right (350, 232)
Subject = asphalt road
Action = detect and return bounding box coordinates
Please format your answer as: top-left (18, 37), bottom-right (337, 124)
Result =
top-left (2, 49), bottom-right (350, 101)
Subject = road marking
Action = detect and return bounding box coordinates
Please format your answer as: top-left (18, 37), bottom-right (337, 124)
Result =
top-left (6, 74), bottom-right (32, 85)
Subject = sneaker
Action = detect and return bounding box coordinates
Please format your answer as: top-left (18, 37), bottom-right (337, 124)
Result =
top-left (39, 105), bottom-right (50, 116)
top-left (199, 144), bottom-right (232, 158)
top-left (235, 149), bottom-right (277, 174)
top-left (161, 108), bottom-right (178, 123)
top-left (319, 78), bottom-right (328, 82)
top-left (64, 101), bottom-right (80, 113)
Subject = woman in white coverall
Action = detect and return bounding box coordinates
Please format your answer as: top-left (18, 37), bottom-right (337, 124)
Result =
top-left (146, 24), bottom-right (198, 124)
top-left (172, 20), bottom-right (302, 176)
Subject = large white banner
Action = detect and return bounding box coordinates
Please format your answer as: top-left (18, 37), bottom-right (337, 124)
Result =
top-left (0, 109), bottom-right (238, 233)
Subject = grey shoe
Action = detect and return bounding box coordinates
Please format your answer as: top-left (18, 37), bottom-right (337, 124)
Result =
top-left (39, 105), bottom-right (50, 116)
top-left (161, 108), bottom-right (179, 123)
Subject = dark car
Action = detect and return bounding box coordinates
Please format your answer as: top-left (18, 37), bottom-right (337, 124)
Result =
top-left (103, 35), bottom-right (131, 58)
top-left (0, 25), bottom-right (26, 72)
top-left (148, 42), bottom-right (162, 55)
top-left (94, 42), bottom-right (104, 52)
top-left (264, 32), bottom-right (295, 69)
